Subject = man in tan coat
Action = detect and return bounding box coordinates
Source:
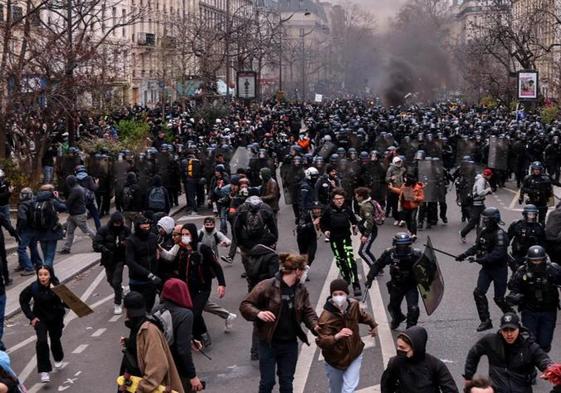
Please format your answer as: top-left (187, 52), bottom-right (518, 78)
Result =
top-left (120, 291), bottom-right (185, 393)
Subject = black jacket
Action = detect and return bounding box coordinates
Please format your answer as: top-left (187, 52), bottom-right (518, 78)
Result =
top-left (244, 244), bottom-right (279, 288)
top-left (463, 225), bottom-right (509, 268)
top-left (161, 300), bottom-right (196, 379)
top-left (125, 229), bottom-right (159, 282)
top-left (93, 212), bottom-right (131, 266)
top-left (65, 176), bottom-right (87, 216)
top-left (233, 202), bottom-right (278, 250)
top-left (33, 191), bottom-right (66, 242)
top-left (319, 204), bottom-right (358, 241)
top-left (16, 199), bottom-right (34, 233)
top-left (464, 329), bottom-right (552, 393)
top-left (381, 326), bottom-right (458, 393)
top-left (0, 180), bottom-right (11, 206)
top-left (507, 262), bottom-right (561, 312)
top-left (19, 280), bottom-right (67, 324)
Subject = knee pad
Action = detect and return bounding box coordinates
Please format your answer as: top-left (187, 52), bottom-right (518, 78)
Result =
top-left (408, 305), bottom-right (420, 316)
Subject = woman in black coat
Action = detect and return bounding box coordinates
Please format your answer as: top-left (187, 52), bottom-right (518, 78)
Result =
top-left (19, 265), bottom-right (67, 383)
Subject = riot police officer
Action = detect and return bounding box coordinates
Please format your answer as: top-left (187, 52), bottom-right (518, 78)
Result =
top-left (297, 167), bottom-right (319, 220)
top-left (507, 204), bottom-right (546, 272)
top-left (507, 245), bottom-right (561, 352)
top-left (520, 161), bottom-right (553, 224)
top-left (365, 233), bottom-right (422, 330)
top-left (456, 207), bottom-right (512, 331)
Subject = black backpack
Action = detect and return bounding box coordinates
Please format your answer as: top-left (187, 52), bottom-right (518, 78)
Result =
top-left (244, 207), bottom-right (266, 239)
top-left (30, 200), bottom-right (58, 230)
top-left (148, 186), bottom-right (166, 211)
top-left (122, 186), bottom-right (135, 210)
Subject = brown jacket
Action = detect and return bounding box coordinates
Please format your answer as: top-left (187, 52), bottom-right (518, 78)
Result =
top-left (136, 321), bottom-right (185, 393)
top-left (239, 275), bottom-right (318, 344)
top-left (316, 298), bottom-right (378, 370)
top-left (261, 178), bottom-right (280, 212)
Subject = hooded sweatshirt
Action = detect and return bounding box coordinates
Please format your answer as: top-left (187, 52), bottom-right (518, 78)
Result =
top-left (380, 326), bottom-right (458, 393)
top-left (93, 211), bottom-right (131, 265)
top-left (161, 280), bottom-right (197, 380)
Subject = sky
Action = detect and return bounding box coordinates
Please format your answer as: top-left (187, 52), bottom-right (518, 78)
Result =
top-left (351, 0), bottom-right (408, 29)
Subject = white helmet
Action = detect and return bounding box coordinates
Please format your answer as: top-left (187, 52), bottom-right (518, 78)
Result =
top-left (0, 169), bottom-right (4, 178)
top-left (392, 157), bottom-right (402, 165)
top-left (305, 167), bottom-right (319, 180)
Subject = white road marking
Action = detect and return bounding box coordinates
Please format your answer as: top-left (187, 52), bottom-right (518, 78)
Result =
top-left (293, 256), bottom-right (340, 393)
top-left (509, 189), bottom-right (521, 209)
top-left (109, 315), bottom-right (122, 322)
top-left (72, 344), bottom-right (88, 354)
top-left (356, 384), bottom-right (381, 393)
top-left (27, 383), bottom-right (43, 393)
top-left (91, 328), bottom-right (106, 337)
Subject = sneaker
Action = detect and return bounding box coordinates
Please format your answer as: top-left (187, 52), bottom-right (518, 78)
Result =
top-left (441, 217), bottom-right (448, 224)
top-left (20, 269), bottom-right (35, 276)
top-left (54, 361), bottom-right (63, 369)
top-left (459, 231), bottom-right (466, 244)
top-left (59, 249), bottom-right (71, 255)
top-left (393, 220), bottom-right (400, 226)
top-left (399, 220), bottom-right (406, 227)
top-left (40, 372), bottom-right (50, 383)
top-left (390, 314), bottom-right (407, 330)
top-left (221, 256), bottom-right (234, 264)
top-left (114, 304), bottom-right (123, 315)
top-left (225, 313), bottom-right (237, 333)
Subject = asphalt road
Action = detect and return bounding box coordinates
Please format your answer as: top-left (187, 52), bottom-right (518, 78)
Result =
top-left (4, 182), bottom-right (560, 393)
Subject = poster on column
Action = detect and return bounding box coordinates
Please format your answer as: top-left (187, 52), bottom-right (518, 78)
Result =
top-left (518, 71), bottom-right (538, 100)
top-left (237, 71), bottom-right (257, 100)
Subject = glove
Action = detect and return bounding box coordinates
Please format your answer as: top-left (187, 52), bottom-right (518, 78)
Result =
top-left (148, 273), bottom-right (162, 288)
top-left (455, 254), bottom-right (466, 262)
top-left (365, 280), bottom-right (373, 290)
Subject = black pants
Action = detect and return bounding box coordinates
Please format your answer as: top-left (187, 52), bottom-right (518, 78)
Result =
top-left (329, 237), bottom-right (358, 285)
top-left (95, 191), bottom-right (111, 216)
top-left (105, 262), bottom-right (124, 305)
top-left (358, 229), bottom-right (377, 267)
top-left (461, 205), bottom-right (485, 238)
top-left (258, 339), bottom-right (298, 393)
top-left (129, 282), bottom-right (157, 313)
top-left (192, 289), bottom-right (210, 340)
top-left (536, 204), bottom-right (548, 226)
top-left (296, 228), bottom-right (317, 266)
top-left (401, 208), bottom-right (418, 235)
top-left (386, 193), bottom-right (400, 221)
top-left (0, 236), bottom-right (9, 283)
top-left (387, 281), bottom-right (419, 327)
top-left (36, 319), bottom-right (64, 373)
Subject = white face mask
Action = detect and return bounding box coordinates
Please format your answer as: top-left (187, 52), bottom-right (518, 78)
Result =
top-left (332, 295), bottom-right (347, 308)
top-left (181, 236), bottom-right (191, 245)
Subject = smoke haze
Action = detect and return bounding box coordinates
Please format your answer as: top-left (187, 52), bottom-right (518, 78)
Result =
top-left (351, 0), bottom-right (407, 29)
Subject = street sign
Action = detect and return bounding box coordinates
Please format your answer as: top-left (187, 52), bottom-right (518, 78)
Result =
top-left (237, 71), bottom-right (257, 100)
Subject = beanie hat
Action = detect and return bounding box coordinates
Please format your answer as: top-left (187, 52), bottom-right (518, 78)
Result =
top-left (157, 216), bottom-right (175, 235)
top-left (483, 168), bottom-right (493, 177)
top-left (330, 278), bottom-right (350, 295)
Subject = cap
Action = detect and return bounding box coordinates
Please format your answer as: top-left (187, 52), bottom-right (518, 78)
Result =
top-left (123, 291), bottom-right (146, 318)
top-left (500, 312), bottom-right (520, 330)
top-left (483, 168), bottom-right (493, 177)
top-left (330, 278), bottom-right (349, 295)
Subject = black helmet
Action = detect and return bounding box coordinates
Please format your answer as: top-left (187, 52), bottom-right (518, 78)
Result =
top-left (530, 161), bottom-right (544, 172)
top-left (481, 207), bottom-right (502, 226)
top-left (526, 245), bottom-right (546, 261)
top-left (522, 204), bottom-right (538, 222)
top-left (393, 232), bottom-right (413, 256)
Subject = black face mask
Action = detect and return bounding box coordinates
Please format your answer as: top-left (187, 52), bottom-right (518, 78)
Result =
top-left (529, 262), bottom-right (546, 274)
top-left (205, 227), bottom-right (214, 233)
top-left (396, 349), bottom-right (408, 359)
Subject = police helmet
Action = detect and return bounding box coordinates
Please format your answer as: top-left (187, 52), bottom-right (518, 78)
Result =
top-left (530, 161), bottom-right (544, 172)
top-left (526, 245), bottom-right (546, 261)
top-left (359, 151), bottom-right (369, 161)
top-left (393, 232), bottom-right (413, 256)
top-left (304, 167), bottom-right (319, 181)
top-left (414, 150), bottom-right (426, 160)
top-left (336, 147), bottom-right (346, 156)
top-left (293, 156), bottom-right (303, 165)
top-left (522, 204), bottom-right (538, 222)
top-left (330, 154), bottom-right (339, 163)
top-left (481, 207), bottom-right (502, 226)
top-left (19, 187), bottom-right (33, 201)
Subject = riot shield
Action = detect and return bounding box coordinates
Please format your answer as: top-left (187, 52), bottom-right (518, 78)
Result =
top-left (455, 139), bottom-right (476, 165)
top-left (280, 162), bottom-right (293, 205)
top-left (432, 158), bottom-right (445, 202)
top-left (230, 147), bottom-right (253, 173)
top-left (425, 140), bottom-right (442, 158)
top-left (487, 136), bottom-right (508, 170)
top-left (413, 236), bottom-right (445, 316)
top-left (87, 154), bottom-right (101, 178)
top-left (418, 159), bottom-right (437, 202)
top-left (318, 141), bottom-right (336, 160)
top-left (375, 135), bottom-right (390, 152)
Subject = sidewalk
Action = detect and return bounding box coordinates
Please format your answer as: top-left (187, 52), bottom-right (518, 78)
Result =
top-left (4, 195), bottom-right (190, 319)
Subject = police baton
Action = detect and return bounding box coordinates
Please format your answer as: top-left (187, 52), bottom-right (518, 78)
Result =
top-left (422, 244), bottom-right (459, 259)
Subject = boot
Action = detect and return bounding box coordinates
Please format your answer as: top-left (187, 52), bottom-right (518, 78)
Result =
top-left (389, 311), bottom-right (406, 330)
top-left (352, 282), bottom-right (362, 298)
top-left (494, 297), bottom-right (513, 314)
top-left (473, 289), bottom-right (491, 331)
top-left (476, 319), bottom-right (493, 332)
top-left (406, 305), bottom-right (420, 328)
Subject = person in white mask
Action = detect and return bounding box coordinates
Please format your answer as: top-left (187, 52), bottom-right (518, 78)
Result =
top-left (316, 279), bottom-right (378, 393)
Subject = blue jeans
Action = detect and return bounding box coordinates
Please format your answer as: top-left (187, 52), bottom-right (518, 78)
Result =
top-left (0, 292), bottom-right (6, 350)
top-left (324, 353), bottom-right (363, 393)
top-left (219, 207), bottom-right (228, 235)
top-left (40, 240), bottom-right (57, 267)
top-left (42, 166), bottom-right (54, 184)
top-left (87, 202), bottom-right (101, 230)
top-left (17, 230), bottom-right (42, 271)
top-left (258, 339), bottom-right (298, 393)
top-left (521, 310), bottom-right (557, 352)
